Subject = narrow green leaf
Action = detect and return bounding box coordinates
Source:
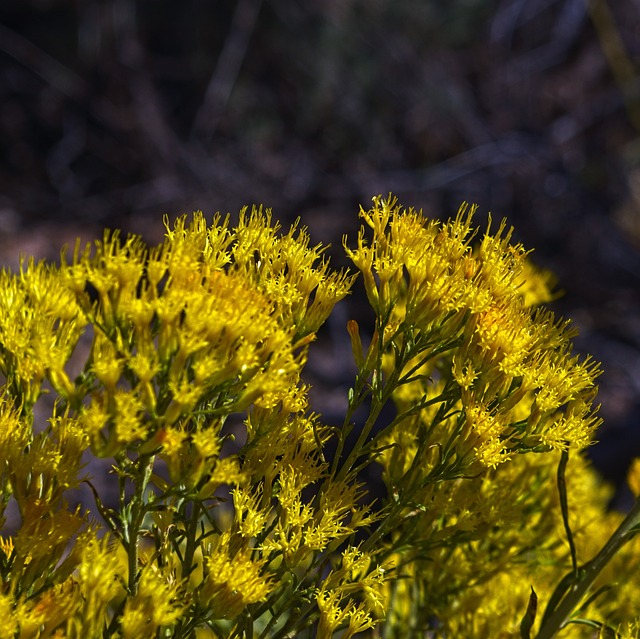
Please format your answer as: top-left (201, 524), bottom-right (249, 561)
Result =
top-left (520, 586), bottom-right (538, 639)
top-left (565, 618), bottom-right (620, 638)
top-left (558, 449), bottom-right (578, 577)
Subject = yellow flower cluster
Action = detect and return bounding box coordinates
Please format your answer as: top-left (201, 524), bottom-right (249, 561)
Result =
top-left (342, 195), bottom-right (639, 638)
top-left (380, 451), bottom-right (640, 638)
top-left (0, 196), bottom-right (636, 638)
top-left (346, 195), bottom-right (601, 474)
top-left (0, 206), bottom-right (377, 638)
top-left (200, 532), bottom-right (274, 619)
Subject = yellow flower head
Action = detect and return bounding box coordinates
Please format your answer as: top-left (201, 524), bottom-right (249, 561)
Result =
top-left (352, 195), bottom-right (601, 473)
top-left (0, 197), bottom-right (619, 639)
top-left (200, 532), bottom-right (274, 619)
top-left (120, 562), bottom-right (186, 638)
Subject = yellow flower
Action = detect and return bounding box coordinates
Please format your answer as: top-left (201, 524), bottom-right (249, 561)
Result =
top-left (163, 211), bottom-right (233, 274)
top-left (316, 589), bottom-right (351, 639)
top-left (11, 500), bottom-right (86, 593)
top-left (357, 195), bottom-right (602, 477)
top-left (0, 592), bottom-right (18, 639)
top-left (514, 259), bottom-right (558, 307)
top-left (72, 535), bottom-right (126, 635)
top-left (628, 458), bottom-right (640, 498)
top-left (540, 397), bottom-right (601, 451)
top-left (78, 396), bottom-right (109, 454)
top-left (232, 485), bottom-right (271, 539)
top-left (472, 302), bottom-right (535, 377)
top-left (200, 532), bottom-right (274, 619)
top-left (452, 354), bottom-right (477, 390)
top-left (0, 396), bottom-right (30, 468)
top-left (0, 261), bottom-right (86, 406)
top-left (344, 605), bottom-right (376, 639)
top-left (196, 457), bottom-right (247, 499)
top-left (91, 331), bottom-right (125, 390)
top-left (316, 547), bottom-right (385, 639)
top-left (20, 579), bottom-right (80, 638)
top-left (0, 197), bottom-right (621, 637)
top-left (120, 562), bottom-right (186, 638)
top-left (345, 195), bottom-right (476, 324)
top-left (113, 389), bottom-right (147, 444)
top-left (154, 424), bottom-right (189, 482)
top-left (233, 206), bottom-right (355, 339)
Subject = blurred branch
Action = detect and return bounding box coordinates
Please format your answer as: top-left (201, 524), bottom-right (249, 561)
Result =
top-left (113, 0), bottom-right (187, 172)
top-left (191, 0), bottom-right (264, 141)
top-left (318, 133), bottom-right (544, 197)
top-left (587, 0), bottom-right (640, 133)
top-left (0, 21), bottom-right (85, 99)
top-left (0, 17), bottom-right (127, 135)
top-left (492, 0), bottom-right (588, 73)
top-left (490, 0), bottom-right (530, 45)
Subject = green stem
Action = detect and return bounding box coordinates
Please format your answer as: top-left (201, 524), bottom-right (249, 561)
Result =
top-left (359, 501), bottom-right (406, 557)
top-left (330, 319), bottom-right (390, 479)
top-left (329, 372), bottom-right (370, 478)
top-left (182, 500), bottom-right (200, 579)
top-left (536, 496), bottom-right (640, 639)
top-left (127, 454), bottom-right (155, 596)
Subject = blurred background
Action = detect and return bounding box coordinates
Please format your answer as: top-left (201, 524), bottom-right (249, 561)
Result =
top-left (1, 0), bottom-right (640, 501)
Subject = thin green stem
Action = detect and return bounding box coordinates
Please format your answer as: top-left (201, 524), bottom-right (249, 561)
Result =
top-left (329, 372), bottom-right (370, 478)
top-left (359, 500), bottom-right (406, 556)
top-left (126, 453), bottom-right (155, 596)
top-left (182, 501), bottom-right (200, 579)
top-left (536, 496), bottom-right (640, 639)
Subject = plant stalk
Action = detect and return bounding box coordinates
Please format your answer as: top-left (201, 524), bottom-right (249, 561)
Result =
top-left (536, 496), bottom-right (640, 639)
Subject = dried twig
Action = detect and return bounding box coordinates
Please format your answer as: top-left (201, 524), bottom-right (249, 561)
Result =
top-left (0, 21), bottom-right (85, 98)
top-left (191, 0), bottom-right (264, 141)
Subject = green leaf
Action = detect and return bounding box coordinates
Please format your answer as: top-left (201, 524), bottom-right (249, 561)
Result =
top-left (520, 586), bottom-right (538, 639)
top-left (565, 618), bottom-right (620, 638)
top-left (557, 449), bottom-right (579, 578)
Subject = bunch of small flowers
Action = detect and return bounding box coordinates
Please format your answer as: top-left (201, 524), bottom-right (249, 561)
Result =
top-left (343, 196), bottom-right (640, 638)
top-left (0, 195), bottom-right (637, 638)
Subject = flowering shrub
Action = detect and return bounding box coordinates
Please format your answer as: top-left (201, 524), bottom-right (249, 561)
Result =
top-left (0, 194), bottom-right (639, 638)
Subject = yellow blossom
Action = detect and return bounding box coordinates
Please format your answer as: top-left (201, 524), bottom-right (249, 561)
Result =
top-left (232, 485), bottom-right (271, 538)
top-left (91, 332), bottom-right (124, 390)
top-left (19, 579), bottom-right (80, 638)
top-left (200, 532), bottom-right (274, 619)
top-left (113, 389), bottom-right (147, 444)
top-left (0, 593), bottom-right (17, 639)
top-left (0, 197), bottom-right (627, 638)
top-left (196, 457), bottom-right (247, 499)
top-left (234, 206), bottom-right (355, 338)
top-left (316, 547), bottom-right (385, 639)
top-left (72, 535), bottom-right (126, 635)
top-left (628, 458), bottom-right (640, 498)
top-left (120, 562), bottom-right (186, 638)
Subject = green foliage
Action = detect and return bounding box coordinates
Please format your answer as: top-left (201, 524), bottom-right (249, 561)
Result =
top-left (0, 195), bottom-right (638, 638)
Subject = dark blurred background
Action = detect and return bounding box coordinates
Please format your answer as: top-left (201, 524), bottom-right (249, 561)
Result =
top-left (2, 0), bottom-right (640, 500)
